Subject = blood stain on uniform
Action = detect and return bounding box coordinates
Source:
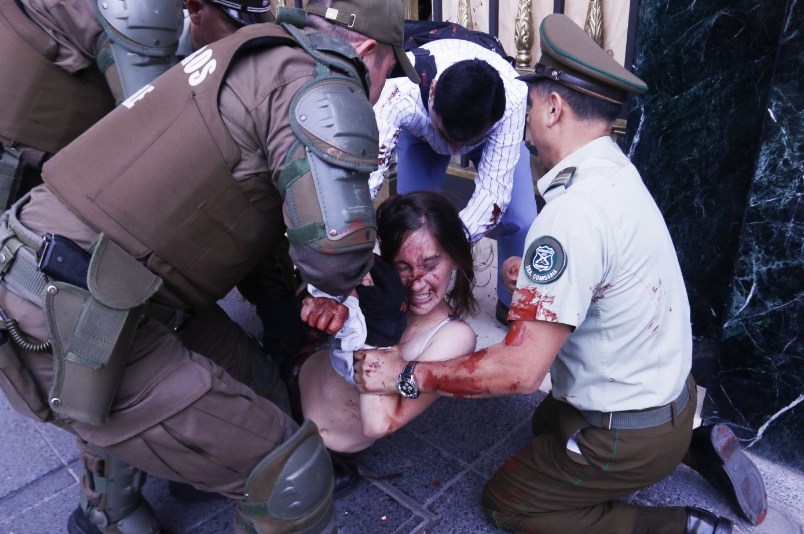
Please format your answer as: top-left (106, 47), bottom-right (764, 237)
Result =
top-left (591, 282), bottom-right (614, 303)
top-left (431, 481), bottom-right (442, 488)
top-left (490, 203), bottom-right (503, 225)
top-left (609, 378), bottom-right (616, 382)
top-left (653, 325), bottom-right (659, 333)
top-left (509, 287), bottom-right (558, 322)
top-left (669, 307), bottom-right (673, 312)
top-left (652, 278), bottom-right (663, 294)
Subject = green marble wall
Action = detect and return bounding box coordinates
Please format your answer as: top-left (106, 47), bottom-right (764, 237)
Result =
top-left (707, 0), bottom-right (804, 468)
top-left (626, 1), bottom-right (804, 470)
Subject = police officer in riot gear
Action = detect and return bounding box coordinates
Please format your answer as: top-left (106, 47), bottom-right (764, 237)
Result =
top-left (0, 0), bottom-right (271, 209)
top-left (0, 2), bottom-right (419, 534)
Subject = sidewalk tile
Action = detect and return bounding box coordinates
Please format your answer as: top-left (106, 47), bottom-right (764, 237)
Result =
top-left (426, 471), bottom-right (499, 533)
top-left (403, 394), bottom-right (542, 464)
top-left (335, 482), bottom-right (415, 534)
top-left (0, 400), bottom-right (64, 500)
top-left (356, 428), bottom-right (467, 504)
top-left (0, 477), bottom-right (77, 534)
top-left (471, 422), bottom-right (536, 479)
top-left (0, 463), bottom-right (78, 524)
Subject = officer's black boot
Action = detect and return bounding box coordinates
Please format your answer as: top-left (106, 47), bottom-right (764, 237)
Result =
top-left (686, 424), bottom-right (768, 525)
top-left (685, 507), bottom-right (733, 534)
top-left (329, 451), bottom-right (360, 499)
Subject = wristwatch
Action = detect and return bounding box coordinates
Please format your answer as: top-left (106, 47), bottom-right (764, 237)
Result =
top-left (397, 361), bottom-right (420, 399)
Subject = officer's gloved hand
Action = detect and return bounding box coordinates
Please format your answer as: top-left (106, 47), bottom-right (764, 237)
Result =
top-left (355, 254), bottom-right (408, 347)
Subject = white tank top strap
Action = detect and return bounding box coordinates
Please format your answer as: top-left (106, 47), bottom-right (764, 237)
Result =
top-left (418, 317), bottom-right (454, 356)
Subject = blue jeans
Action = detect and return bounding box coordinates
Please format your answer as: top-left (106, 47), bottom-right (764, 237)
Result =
top-left (395, 130), bottom-right (538, 307)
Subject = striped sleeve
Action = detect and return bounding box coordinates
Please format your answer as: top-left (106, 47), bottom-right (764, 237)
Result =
top-left (369, 79), bottom-right (421, 199)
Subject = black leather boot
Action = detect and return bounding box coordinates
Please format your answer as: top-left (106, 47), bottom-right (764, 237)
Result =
top-left (685, 507), bottom-right (733, 534)
top-left (330, 451), bottom-right (360, 499)
top-left (687, 424), bottom-right (768, 524)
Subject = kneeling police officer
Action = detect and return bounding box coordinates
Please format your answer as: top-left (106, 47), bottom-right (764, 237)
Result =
top-left (0, 1), bottom-right (419, 533)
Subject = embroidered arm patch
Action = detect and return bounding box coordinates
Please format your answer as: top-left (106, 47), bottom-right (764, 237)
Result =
top-left (524, 235), bottom-right (567, 284)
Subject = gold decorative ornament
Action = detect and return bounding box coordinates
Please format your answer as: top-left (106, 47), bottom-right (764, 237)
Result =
top-left (514, 0), bottom-right (533, 69)
top-left (458, 0), bottom-right (473, 29)
top-left (584, 0), bottom-right (604, 49)
top-left (404, 0), bottom-right (418, 20)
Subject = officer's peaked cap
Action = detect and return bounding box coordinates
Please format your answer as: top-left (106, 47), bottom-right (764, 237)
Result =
top-left (518, 14), bottom-right (647, 105)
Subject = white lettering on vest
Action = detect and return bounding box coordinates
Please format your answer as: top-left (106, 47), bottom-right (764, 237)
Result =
top-left (182, 46), bottom-right (217, 87)
top-left (122, 84), bottom-right (155, 109)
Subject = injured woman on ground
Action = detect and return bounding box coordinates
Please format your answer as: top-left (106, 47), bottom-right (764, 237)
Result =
top-left (298, 191), bottom-right (479, 454)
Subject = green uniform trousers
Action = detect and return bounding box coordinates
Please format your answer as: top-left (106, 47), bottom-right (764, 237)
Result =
top-left (0, 286), bottom-right (294, 501)
top-left (482, 378), bottom-right (696, 534)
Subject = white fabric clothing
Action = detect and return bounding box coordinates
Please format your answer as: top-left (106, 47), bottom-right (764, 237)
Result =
top-left (325, 295), bottom-right (366, 386)
top-left (510, 136), bottom-right (691, 413)
top-left (401, 317), bottom-right (454, 362)
top-left (369, 39), bottom-right (528, 244)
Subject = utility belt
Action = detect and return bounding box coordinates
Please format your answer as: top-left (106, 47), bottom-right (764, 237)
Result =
top-left (576, 376), bottom-right (692, 430)
top-left (0, 196), bottom-right (164, 426)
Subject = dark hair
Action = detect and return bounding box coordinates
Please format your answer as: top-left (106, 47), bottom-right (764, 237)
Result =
top-left (376, 191), bottom-right (478, 318)
top-left (531, 79), bottom-right (621, 124)
top-left (432, 59), bottom-right (506, 143)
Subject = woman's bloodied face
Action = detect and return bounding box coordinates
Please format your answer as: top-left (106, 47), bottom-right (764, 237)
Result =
top-left (393, 228), bottom-right (454, 316)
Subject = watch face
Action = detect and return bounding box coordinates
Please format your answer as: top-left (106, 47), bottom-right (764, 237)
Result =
top-left (399, 381), bottom-right (416, 397)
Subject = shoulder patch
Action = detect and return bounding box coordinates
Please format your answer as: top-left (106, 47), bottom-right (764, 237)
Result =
top-left (544, 167), bottom-right (577, 194)
top-left (524, 235), bottom-right (567, 284)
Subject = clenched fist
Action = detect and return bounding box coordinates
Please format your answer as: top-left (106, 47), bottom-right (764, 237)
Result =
top-left (354, 345), bottom-right (406, 395)
top-left (300, 296), bottom-right (349, 335)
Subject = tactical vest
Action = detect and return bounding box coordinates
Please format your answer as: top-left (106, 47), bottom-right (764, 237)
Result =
top-left (0, 0), bottom-right (114, 155)
top-left (44, 23), bottom-right (370, 310)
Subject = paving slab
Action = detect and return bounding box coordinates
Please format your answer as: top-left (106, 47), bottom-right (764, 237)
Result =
top-left (0, 401), bottom-right (65, 502)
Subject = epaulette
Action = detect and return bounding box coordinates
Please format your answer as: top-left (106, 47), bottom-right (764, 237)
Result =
top-left (543, 167), bottom-right (576, 195)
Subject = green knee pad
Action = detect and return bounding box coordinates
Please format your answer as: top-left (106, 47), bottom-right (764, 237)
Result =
top-left (237, 419), bottom-right (336, 534)
top-left (81, 443), bottom-right (161, 534)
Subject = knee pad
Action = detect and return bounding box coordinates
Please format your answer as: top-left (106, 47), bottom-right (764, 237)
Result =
top-left (237, 420), bottom-right (336, 534)
top-left (80, 443), bottom-right (161, 534)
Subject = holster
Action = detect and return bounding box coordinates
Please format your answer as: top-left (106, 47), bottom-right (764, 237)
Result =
top-left (43, 234), bottom-right (161, 426)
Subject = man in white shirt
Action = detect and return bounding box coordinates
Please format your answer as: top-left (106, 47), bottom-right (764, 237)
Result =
top-left (356, 14), bottom-right (767, 534)
top-left (370, 38), bottom-right (538, 319)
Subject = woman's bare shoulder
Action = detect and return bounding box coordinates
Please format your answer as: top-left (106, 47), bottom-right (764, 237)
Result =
top-left (417, 319), bottom-right (477, 362)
